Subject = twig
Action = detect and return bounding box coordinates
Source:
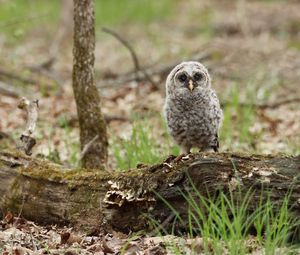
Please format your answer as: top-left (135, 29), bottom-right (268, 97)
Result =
top-left (97, 51), bottom-right (213, 88)
top-left (0, 68), bottom-right (56, 88)
top-left (17, 98), bottom-right (39, 155)
top-left (222, 96), bottom-right (300, 109)
top-left (104, 114), bottom-right (129, 123)
top-left (101, 27), bottom-right (159, 90)
top-left (256, 97), bottom-right (300, 109)
top-left (0, 131), bottom-right (9, 139)
top-left (62, 114), bottom-right (129, 127)
top-left (78, 135), bottom-right (99, 165)
top-left (0, 81), bottom-right (19, 98)
top-left (148, 213), bottom-right (176, 237)
top-left (29, 227), bottom-right (37, 252)
top-left (0, 69), bottom-right (39, 86)
top-left (28, 57), bottom-right (56, 72)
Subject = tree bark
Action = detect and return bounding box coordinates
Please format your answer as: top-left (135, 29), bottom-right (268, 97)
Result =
top-left (72, 0), bottom-right (108, 169)
top-left (0, 150), bottom-right (299, 234)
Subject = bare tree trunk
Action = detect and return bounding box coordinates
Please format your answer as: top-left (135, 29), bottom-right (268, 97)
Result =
top-left (72, 0), bottom-right (108, 168)
top-left (1, 150), bottom-right (299, 234)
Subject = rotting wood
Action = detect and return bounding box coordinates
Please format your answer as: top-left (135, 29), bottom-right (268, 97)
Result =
top-left (0, 150), bottom-right (299, 234)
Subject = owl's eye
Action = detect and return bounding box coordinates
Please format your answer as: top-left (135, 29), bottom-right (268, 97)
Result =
top-left (178, 74), bottom-right (187, 82)
top-left (193, 72), bottom-right (203, 81)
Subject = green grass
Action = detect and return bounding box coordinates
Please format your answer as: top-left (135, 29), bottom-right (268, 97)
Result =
top-left (0, 0), bottom-right (175, 43)
top-left (152, 182), bottom-right (299, 255)
top-left (112, 120), bottom-right (179, 170)
top-left (0, 0), bottom-right (60, 43)
top-left (221, 84), bottom-right (257, 150)
top-left (220, 69), bottom-right (284, 152)
top-left (95, 0), bottom-right (175, 27)
top-left (44, 115), bottom-right (80, 166)
top-left (285, 137), bottom-right (300, 155)
top-left (41, 115), bottom-right (179, 169)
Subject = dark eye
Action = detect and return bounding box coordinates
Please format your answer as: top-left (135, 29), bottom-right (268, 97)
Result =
top-left (178, 74), bottom-right (187, 82)
top-left (193, 72), bottom-right (203, 81)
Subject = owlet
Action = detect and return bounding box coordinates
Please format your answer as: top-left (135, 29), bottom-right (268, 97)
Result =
top-left (163, 61), bottom-right (223, 154)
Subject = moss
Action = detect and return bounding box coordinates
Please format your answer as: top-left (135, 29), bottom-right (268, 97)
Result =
top-left (1, 149), bottom-right (32, 160)
top-left (4, 195), bottom-right (22, 213)
top-left (16, 154), bottom-right (112, 188)
top-left (3, 180), bottom-right (23, 213)
top-left (3, 149), bottom-right (296, 198)
top-left (0, 160), bottom-right (4, 169)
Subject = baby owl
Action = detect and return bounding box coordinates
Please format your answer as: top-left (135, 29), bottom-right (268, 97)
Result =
top-left (163, 61), bottom-right (223, 154)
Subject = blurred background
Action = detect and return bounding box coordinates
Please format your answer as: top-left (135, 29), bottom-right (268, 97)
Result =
top-left (0, 0), bottom-right (299, 170)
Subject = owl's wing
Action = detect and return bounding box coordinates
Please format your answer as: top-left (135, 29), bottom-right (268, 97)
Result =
top-left (209, 89), bottom-right (223, 126)
top-left (210, 89), bottom-right (221, 107)
top-left (209, 90), bottom-right (222, 152)
top-left (212, 133), bottom-right (219, 152)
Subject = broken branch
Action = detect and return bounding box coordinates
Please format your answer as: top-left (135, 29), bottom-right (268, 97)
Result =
top-left (0, 81), bottom-right (19, 98)
top-left (101, 27), bottom-right (159, 89)
top-left (97, 51), bottom-right (213, 89)
top-left (17, 98), bottom-right (39, 155)
top-left (0, 69), bottom-right (40, 86)
top-left (222, 96), bottom-right (300, 109)
top-left (78, 135), bottom-right (99, 165)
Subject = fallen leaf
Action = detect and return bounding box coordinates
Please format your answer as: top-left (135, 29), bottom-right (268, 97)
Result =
top-left (64, 251), bottom-right (78, 255)
top-left (4, 211), bottom-right (14, 224)
top-left (60, 232), bottom-right (71, 244)
top-left (101, 238), bottom-right (114, 254)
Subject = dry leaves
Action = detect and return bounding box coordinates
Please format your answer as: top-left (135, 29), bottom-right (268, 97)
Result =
top-left (0, 212), bottom-right (207, 255)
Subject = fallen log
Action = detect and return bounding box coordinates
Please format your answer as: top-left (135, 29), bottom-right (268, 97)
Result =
top-left (0, 150), bottom-right (299, 234)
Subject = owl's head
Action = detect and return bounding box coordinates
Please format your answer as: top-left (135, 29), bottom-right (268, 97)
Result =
top-left (166, 61), bottom-right (211, 97)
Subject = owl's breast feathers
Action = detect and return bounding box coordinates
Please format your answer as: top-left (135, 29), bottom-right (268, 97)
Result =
top-left (167, 89), bottom-right (221, 118)
top-left (165, 89), bottom-right (222, 142)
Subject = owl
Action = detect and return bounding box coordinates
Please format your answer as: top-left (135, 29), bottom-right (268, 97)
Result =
top-left (163, 61), bottom-right (223, 154)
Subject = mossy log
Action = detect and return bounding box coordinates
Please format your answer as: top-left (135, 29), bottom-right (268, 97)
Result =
top-left (0, 150), bottom-right (299, 233)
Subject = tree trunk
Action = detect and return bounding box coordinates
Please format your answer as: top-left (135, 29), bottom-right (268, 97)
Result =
top-left (0, 150), bottom-right (299, 234)
top-left (72, 0), bottom-right (108, 169)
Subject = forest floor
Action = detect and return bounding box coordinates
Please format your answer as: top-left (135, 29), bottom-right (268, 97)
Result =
top-left (0, 214), bottom-right (209, 254)
top-left (0, 0), bottom-right (300, 254)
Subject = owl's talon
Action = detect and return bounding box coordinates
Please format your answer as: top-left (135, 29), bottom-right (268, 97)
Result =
top-left (163, 162), bottom-right (173, 169)
top-left (174, 154), bottom-right (187, 162)
top-left (181, 155), bottom-right (190, 160)
top-left (213, 146), bottom-right (219, 152)
top-left (164, 155), bottom-right (177, 163)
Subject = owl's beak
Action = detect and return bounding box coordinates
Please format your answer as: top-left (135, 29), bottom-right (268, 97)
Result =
top-left (188, 80), bottom-right (194, 92)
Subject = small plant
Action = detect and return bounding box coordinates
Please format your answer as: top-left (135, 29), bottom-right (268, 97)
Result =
top-left (44, 115), bottom-right (80, 166)
top-left (221, 84), bottom-right (257, 150)
top-left (112, 119), bottom-right (179, 170)
top-left (113, 121), bottom-right (163, 170)
top-left (152, 180), bottom-right (299, 255)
